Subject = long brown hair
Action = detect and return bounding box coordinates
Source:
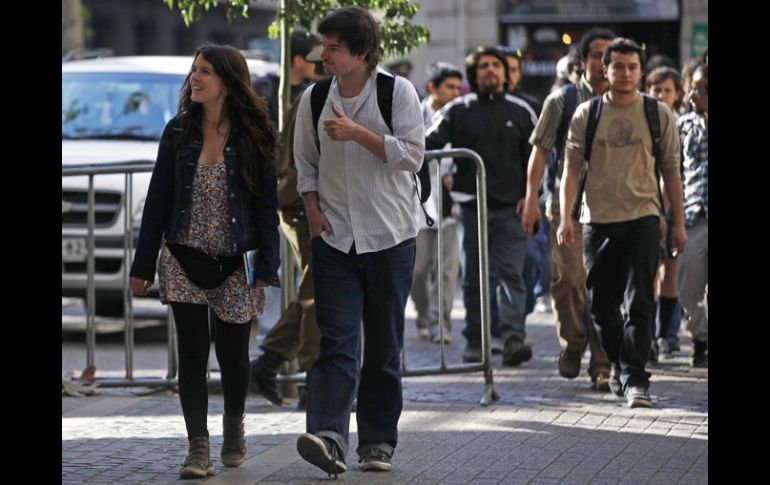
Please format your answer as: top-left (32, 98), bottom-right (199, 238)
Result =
top-left (177, 43), bottom-right (279, 195)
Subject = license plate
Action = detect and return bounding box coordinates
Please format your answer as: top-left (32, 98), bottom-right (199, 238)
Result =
top-left (62, 238), bottom-right (88, 262)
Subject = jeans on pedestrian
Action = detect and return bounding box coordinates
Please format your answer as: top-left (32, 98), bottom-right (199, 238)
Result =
top-left (678, 214), bottom-right (708, 342)
top-left (458, 205), bottom-right (528, 344)
top-left (583, 216), bottom-right (660, 389)
top-left (533, 201), bottom-right (552, 300)
top-left (410, 224), bottom-right (459, 333)
top-left (306, 237), bottom-right (415, 460)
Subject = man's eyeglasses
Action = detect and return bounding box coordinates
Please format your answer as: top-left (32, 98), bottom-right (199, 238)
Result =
top-left (689, 87), bottom-right (708, 97)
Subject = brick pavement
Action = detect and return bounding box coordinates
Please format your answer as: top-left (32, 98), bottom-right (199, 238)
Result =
top-left (62, 304), bottom-right (708, 484)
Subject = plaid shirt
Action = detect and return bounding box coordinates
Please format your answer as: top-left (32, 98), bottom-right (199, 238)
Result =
top-left (677, 112), bottom-right (708, 226)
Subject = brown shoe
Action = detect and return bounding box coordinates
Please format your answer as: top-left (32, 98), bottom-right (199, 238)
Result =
top-left (181, 436), bottom-right (215, 479)
top-left (558, 350), bottom-right (582, 378)
top-left (221, 414), bottom-right (246, 467)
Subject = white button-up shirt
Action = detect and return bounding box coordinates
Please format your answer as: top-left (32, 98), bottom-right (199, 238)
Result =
top-left (294, 68), bottom-right (425, 254)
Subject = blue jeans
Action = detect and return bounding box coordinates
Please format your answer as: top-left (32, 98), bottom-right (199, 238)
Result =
top-left (533, 202), bottom-right (552, 299)
top-left (583, 216), bottom-right (659, 389)
top-left (458, 205), bottom-right (528, 344)
top-left (306, 237), bottom-right (415, 461)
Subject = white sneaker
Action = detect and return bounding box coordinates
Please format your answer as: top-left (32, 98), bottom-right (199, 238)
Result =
top-left (657, 337), bottom-right (671, 357)
top-left (534, 296), bottom-right (552, 313)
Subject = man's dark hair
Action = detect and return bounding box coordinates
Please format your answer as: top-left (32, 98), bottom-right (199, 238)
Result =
top-left (426, 62), bottom-right (463, 90)
top-left (603, 37), bottom-right (646, 70)
top-left (465, 45), bottom-right (510, 93)
top-left (497, 45), bottom-right (522, 70)
top-left (318, 6), bottom-right (381, 71)
top-left (645, 54), bottom-right (676, 75)
top-left (579, 27), bottom-right (616, 60)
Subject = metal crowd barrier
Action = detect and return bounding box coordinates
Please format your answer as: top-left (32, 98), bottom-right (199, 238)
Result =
top-left (401, 148), bottom-right (499, 406)
top-left (63, 161), bottom-right (178, 388)
top-left (276, 147), bottom-right (500, 407)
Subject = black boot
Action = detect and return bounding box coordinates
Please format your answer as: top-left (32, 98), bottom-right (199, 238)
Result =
top-left (250, 349), bottom-right (284, 406)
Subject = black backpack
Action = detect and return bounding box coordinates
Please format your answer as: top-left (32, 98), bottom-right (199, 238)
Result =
top-left (310, 73), bottom-right (434, 227)
top-left (544, 83), bottom-right (578, 195)
top-left (572, 94), bottom-right (664, 220)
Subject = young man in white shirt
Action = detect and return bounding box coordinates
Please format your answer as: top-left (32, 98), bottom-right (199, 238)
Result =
top-left (292, 6), bottom-right (425, 477)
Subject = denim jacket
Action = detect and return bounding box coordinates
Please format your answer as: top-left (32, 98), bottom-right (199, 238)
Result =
top-left (130, 116), bottom-right (280, 287)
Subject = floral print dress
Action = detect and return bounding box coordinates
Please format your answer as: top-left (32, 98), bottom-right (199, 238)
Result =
top-left (158, 163), bottom-right (265, 323)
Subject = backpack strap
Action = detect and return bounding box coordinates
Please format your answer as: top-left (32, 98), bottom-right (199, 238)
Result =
top-left (379, 72), bottom-right (433, 227)
top-left (571, 96), bottom-right (603, 220)
top-left (310, 76), bottom-right (333, 151)
top-left (642, 94), bottom-right (665, 216)
top-left (376, 72), bottom-right (394, 132)
top-left (557, 83), bottom-right (578, 151)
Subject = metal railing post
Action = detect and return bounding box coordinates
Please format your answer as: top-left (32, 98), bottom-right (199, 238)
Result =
top-left (396, 148), bottom-right (499, 406)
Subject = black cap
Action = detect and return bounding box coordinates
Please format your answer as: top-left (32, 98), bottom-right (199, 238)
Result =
top-left (291, 30), bottom-right (321, 59)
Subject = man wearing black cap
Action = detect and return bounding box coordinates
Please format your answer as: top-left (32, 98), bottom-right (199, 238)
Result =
top-left (249, 35), bottom-right (326, 409)
top-left (253, 29), bottom-right (322, 125)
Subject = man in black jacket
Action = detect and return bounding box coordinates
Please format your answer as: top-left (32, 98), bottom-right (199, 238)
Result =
top-left (425, 45), bottom-right (537, 366)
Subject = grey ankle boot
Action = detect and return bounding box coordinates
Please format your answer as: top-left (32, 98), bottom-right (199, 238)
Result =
top-left (181, 436), bottom-right (215, 479)
top-left (221, 414), bottom-right (246, 467)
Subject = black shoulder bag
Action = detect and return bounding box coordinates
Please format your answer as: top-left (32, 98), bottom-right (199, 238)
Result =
top-left (166, 243), bottom-right (242, 290)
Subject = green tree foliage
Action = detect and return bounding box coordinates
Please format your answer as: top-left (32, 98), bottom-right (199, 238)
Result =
top-left (163, 0), bottom-right (429, 60)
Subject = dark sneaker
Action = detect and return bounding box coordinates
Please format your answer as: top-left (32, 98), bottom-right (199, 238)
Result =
top-left (296, 433), bottom-right (346, 478)
top-left (251, 357), bottom-right (284, 406)
top-left (609, 364), bottom-right (623, 397)
top-left (558, 350), bottom-right (582, 378)
top-left (502, 337), bottom-right (532, 367)
top-left (691, 339), bottom-right (708, 368)
top-left (625, 386), bottom-right (652, 408)
top-left (359, 448), bottom-right (393, 472)
top-left (462, 342), bottom-right (482, 363)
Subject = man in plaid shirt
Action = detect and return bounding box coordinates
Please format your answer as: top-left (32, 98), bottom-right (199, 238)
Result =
top-left (677, 63), bottom-right (708, 367)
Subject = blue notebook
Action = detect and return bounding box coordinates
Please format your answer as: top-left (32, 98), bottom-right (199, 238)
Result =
top-left (242, 249), bottom-right (259, 286)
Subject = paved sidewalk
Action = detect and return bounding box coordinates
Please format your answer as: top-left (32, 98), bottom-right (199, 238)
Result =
top-left (62, 306), bottom-right (708, 484)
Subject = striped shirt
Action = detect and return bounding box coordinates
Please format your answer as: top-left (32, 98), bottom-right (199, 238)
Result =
top-left (528, 76), bottom-right (598, 215)
top-left (294, 67), bottom-right (425, 254)
top-left (677, 111), bottom-right (708, 226)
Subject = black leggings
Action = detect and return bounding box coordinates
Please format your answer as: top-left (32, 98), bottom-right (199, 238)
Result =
top-left (171, 302), bottom-right (252, 439)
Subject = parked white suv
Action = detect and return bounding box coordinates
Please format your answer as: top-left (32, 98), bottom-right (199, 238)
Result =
top-left (62, 56), bottom-right (279, 315)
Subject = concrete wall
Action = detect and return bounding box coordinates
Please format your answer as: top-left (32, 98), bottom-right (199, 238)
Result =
top-left (399, 0), bottom-right (498, 91)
